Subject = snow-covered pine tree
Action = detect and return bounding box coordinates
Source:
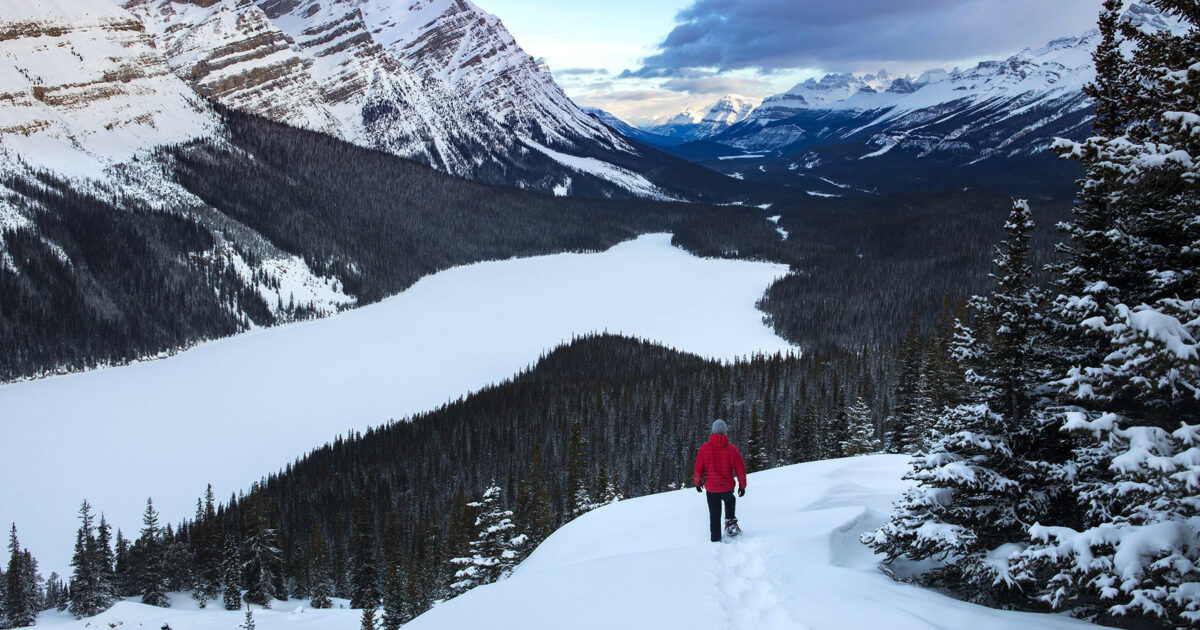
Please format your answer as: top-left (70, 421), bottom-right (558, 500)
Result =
top-left (1010, 2), bottom-right (1200, 625)
top-left (112, 530), bottom-right (134, 597)
top-left (136, 498), bottom-right (169, 608)
top-left (448, 484), bottom-right (520, 597)
top-left (360, 604), bottom-right (377, 630)
top-left (222, 534), bottom-right (243, 611)
top-left (193, 486), bottom-right (222, 608)
top-left (69, 501), bottom-right (113, 618)
top-left (592, 460), bottom-right (624, 508)
top-left (379, 560), bottom-right (406, 630)
top-left (0, 564), bottom-right (5, 625)
top-left (308, 526), bottom-right (333, 609)
top-left (866, 200), bottom-right (1052, 604)
top-left (840, 396), bottom-right (879, 456)
top-left (564, 421), bottom-right (592, 520)
top-left (243, 501), bottom-right (282, 609)
top-left (4, 524), bottom-right (37, 628)
top-left (94, 516), bottom-right (115, 608)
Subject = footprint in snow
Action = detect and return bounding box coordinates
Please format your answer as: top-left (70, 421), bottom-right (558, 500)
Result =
top-left (715, 538), bottom-right (808, 630)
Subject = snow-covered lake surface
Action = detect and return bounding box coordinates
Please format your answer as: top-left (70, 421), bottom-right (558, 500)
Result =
top-left (31, 456), bottom-right (1101, 630)
top-left (1, 234), bottom-right (793, 573)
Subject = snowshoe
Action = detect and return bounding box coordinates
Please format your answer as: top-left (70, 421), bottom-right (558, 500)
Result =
top-left (724, 518), bottom-right (741, 538)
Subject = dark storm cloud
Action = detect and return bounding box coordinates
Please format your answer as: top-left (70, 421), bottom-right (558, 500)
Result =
top-left (632, 0), bottom-right (1103, 74)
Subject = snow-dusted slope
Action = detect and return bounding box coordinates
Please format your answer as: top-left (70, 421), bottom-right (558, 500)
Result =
top-left (0, 0), bottom-right (217, 178)
top-left (0, 234), bottom-right (791, 575)
top-left (406, 456), bottom-right (1099, 630)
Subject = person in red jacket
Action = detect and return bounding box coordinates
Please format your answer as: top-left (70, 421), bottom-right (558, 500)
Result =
top-left (694, 419), bottom-right (747, 542)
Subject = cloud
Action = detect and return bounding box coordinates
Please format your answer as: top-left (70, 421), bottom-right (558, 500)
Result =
top-left (634, 0), bottom-right (1104, 74)
top-left (659, 75), bottom-right (771, 95)
top-left (554, 67), bottom-right (611, 76)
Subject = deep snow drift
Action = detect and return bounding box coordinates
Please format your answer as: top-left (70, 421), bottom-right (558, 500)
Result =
top-left (30, 456), bottom-right (1101, 630)
top-left (0, 234), bottom-right (792, 574)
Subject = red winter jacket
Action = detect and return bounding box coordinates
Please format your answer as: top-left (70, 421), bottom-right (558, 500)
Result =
top-left (694, 433), bottom-right (747, 493)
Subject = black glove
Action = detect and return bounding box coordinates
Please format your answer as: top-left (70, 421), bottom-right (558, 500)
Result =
top-left (738, 488), bottom-right (745, 497)
top-left (695, 485), bottom-right (703, 493)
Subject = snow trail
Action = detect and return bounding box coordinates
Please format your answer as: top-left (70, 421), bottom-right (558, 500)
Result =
top-left (716, 538), bottom-right (806, 630)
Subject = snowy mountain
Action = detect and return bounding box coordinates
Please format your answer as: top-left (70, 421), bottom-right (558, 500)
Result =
top-left (752, 72), bottom-right (895, 121)
top-left (646, 95), bottom-right (758, 141)
top-left (624, 6), bottom-right (1181, 197)
top-left (0, 0), bottom-right (740, 201)
top-left (689, 29), bottom-right (1104, 197)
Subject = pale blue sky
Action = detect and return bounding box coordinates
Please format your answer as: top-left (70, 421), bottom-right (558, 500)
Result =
top-left (474, 0), bottom-right (1104, 125)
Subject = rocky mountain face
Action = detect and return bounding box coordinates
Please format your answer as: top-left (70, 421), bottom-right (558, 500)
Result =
top-left (2, 0), bottom-right (735, 202)
top-left (0, 0), bottom-right (217, 179)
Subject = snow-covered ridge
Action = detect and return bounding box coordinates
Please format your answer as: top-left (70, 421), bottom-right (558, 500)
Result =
top-left (406, 456), bottom-right (1098, 629)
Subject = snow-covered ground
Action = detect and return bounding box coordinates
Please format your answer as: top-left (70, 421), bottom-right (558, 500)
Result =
top-left (408, 455), bottom-right (1100, 630)
top-left (1, 234), bottom-right (792, 574)
top-left (31, 456), bottom-right (1102, 630)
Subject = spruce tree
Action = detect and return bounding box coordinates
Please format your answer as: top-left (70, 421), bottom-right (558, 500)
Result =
top-left (1011, 3), bottom-right (1200, 623)
top-left (5, 524), bottom-right (37, 628)
top-left (867, 200), bottom-right (1053, 605)
top-left (222, 534), bottom-right (243, 611)
top-left (564, 421), bottom-right (591, 520)
top-left (840, 396), bottom-right (878, 456)
top-left (448, 484), bottom-right (519, 597)
top-left (136, 498), bottom-right (169, 608)
top-left (69, 501), bottom-right (113, 618)
top-left (308, 526), bottom-right (333, 609)
top-left (243, 501), bottom-right (281, 609)
top-left (193, 486), bottom-right (222, 607)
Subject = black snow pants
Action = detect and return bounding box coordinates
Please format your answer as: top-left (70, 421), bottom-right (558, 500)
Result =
top-left (706, 491), bottom-right (736, 542)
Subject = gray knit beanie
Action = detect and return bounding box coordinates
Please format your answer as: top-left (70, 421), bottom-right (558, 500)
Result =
top-left (712, 419), bottom-right (728, 435)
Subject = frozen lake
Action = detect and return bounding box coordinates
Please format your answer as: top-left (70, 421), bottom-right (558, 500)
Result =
top-left (0, 233), bottom-right (794, 573)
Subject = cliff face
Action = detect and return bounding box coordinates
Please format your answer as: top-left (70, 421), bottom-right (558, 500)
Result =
top-left (127, 0), bottom-right (341, 135)
top-left (0, 0), bottom-right (215, 177)
top-left (116, 0), bottom-right (626, 181)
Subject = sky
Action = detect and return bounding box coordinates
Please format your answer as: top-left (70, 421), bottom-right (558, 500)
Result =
top-left (474, 0), bottom-right (1106, 126)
